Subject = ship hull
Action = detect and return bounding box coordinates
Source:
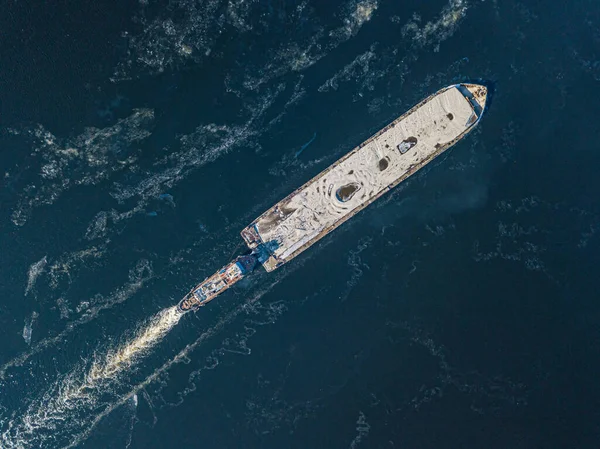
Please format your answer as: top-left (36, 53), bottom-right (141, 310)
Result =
top-left (242, 84), bottom-right (488, 271)
top-left (177, 254), bottom-right (258, 313)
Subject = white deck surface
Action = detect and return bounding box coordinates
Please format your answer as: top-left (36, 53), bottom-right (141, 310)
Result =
top-left (249, 85), bottom-right (481, 270)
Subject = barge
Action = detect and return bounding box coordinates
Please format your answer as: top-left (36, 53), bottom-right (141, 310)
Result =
top-left (241, 83), bottom-right (487, 272)
top-left (178, 83), bottom-right (487, 312)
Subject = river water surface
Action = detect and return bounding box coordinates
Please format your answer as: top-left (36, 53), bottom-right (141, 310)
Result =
top-left (1, 0), bottom-right (600, 448)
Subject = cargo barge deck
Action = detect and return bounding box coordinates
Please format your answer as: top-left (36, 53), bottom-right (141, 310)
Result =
top-left (178, 83), bottom-right (487, 313)
top-left (241, 83), bottom-right (488, 272)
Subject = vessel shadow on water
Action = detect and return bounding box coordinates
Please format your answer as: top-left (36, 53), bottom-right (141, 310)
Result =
top-left (178, 83), bottom-right (488, 313)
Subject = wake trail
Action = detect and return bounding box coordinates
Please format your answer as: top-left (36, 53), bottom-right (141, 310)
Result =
top-left (0, 272), bottom-right (153, 380)
top-left (0, 307), bottom-right (181, 449)
top-left (2, 186), bottom-right (333, 449)
top-left (62, 278), bottom-right (283, 449)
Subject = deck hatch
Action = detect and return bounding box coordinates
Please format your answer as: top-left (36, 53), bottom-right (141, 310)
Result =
top-left (398, 136), bottom-right (418, 154)
top-left (336, 183), bottom-right (361, 202)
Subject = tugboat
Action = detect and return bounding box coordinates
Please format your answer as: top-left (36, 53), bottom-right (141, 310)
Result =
top-left (177, 254), bottom-right (259, 313)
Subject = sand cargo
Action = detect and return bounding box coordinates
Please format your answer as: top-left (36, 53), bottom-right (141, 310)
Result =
top-left (241, 83), bottom-right (488, 272)
top-left (179, 83), bottom-right (488, 311)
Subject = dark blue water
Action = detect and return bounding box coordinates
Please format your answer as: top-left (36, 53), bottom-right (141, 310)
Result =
top-left (1, 0), bottom-right (600, 447)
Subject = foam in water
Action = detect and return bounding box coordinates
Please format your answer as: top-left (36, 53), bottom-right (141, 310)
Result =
top-left (349, 411), bottom-right (370, 449)
top-left (105, 83), bottom-right (287, 230)
top-left (336, 0), bottom-right (379, 40)
top-left (10, 109), bottom-right (154, 227)
top-left (1, 307), bottom-right (181, 449)
top-left (0, 259), bottom-right (154, 379)
top-left (86, 307), bottom-right (181, 383)
top-left (401, 0), bottom-right (468, 51)
top-left (241, 0), bottom-right (379, 91)
top-left (21, 312), bottom-right (39, 346)
top-left (24, 257), bottom-right (47, 297)
top-left (318, 45), bottom-right (378, 93)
